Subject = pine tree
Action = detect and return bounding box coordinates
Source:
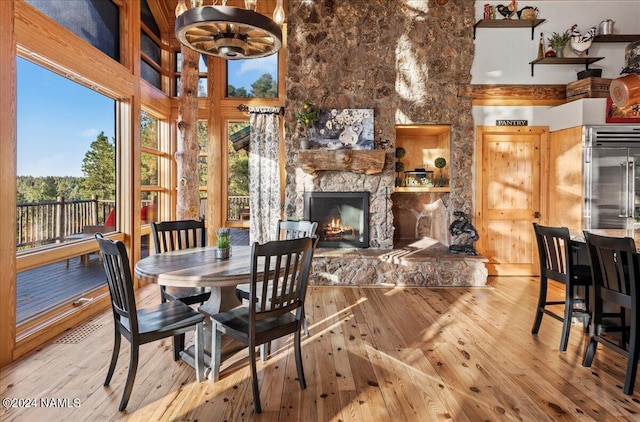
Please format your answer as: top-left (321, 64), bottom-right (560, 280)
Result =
top-left (81, 131), bottom-right (115, 200)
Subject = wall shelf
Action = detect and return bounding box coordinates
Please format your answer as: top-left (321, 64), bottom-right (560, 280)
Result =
top-left (473, 18), bottom-right (546, 40)
top-left (394, 187), bottom-right (450, 193)
top-left (593, 34), bottom-right (640, 43)
top-left (298, 149), bottom-right (386, 174)
top-left (528, 57), bottom-right (604, 77)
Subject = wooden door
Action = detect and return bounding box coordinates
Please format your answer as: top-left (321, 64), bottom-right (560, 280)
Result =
top-left (475, 126), bottom-right (547, 276)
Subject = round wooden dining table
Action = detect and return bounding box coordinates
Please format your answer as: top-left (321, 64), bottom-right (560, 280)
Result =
top-left (134, 245), bottom-right (254, 316)
top-left (135, 245), bottom-right (259, 378)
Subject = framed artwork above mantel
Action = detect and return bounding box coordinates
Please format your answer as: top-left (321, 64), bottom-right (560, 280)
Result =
top-left (310, 108), bottom-right (374, 150)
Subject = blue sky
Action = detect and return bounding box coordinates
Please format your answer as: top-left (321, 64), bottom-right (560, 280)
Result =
top-left (227, 54), bottom-right (278, 91)
top-left (17, 57), bottom-right (115, 177)
top-left (17, 53), bottom-right (277, 178)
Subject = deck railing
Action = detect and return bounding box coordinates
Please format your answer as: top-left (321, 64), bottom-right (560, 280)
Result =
top-left (228, 196), bottom-right (250, 220)
top-left (16, 196), bottom-right (250, 250)
top-left (16, 196), bottom-right (115, 249)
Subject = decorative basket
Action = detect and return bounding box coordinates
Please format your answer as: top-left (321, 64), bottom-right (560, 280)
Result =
top-left (520, 9), bottom-right (538, 19)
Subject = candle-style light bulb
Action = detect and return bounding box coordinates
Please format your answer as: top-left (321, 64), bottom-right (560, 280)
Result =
top-left (273, 0), bottom-right (285, 26)
top-left (175, 0), bottom-right (188, 17)
top-left (245, 0), bottom-right (257, 11)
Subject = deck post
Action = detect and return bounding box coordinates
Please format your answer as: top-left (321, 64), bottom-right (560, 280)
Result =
top-left (55, 196), bottom-right (65, 243)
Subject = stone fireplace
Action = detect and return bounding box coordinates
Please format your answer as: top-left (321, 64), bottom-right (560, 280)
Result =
top-left (304, 192), bottom-right (370, 248)
top-left (279, 1), bottom-right (486, 286)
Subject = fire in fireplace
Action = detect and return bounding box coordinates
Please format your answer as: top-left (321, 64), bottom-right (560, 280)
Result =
top-left (304, 192), bottom-right (369, 248)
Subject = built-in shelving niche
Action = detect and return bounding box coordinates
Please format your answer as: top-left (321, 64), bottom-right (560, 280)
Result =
top-left (395, 124), bottom-right (451, 192)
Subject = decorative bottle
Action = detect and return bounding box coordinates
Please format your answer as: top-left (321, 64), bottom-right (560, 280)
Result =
top-left (537, 33), bottom-right (545, 60)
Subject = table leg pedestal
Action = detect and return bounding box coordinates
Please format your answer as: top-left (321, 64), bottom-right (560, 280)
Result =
top-left (180, 285), bottom-right (244, 379)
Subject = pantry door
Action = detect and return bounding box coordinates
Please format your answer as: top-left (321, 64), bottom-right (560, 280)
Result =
top-left (475, 126), bottom-right (548, 276)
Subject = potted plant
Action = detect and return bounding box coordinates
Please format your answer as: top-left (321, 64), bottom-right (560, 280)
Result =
top-left (395, 147), bottom-right (406, 186)
top-left (215, 227), bottom-right (231, 260)
top-left (547, 30), bottom-right (571, 57)
top-left (294, 100), bottom-right (320, 149)
top-left (434, 156), bottom-right (447, 187)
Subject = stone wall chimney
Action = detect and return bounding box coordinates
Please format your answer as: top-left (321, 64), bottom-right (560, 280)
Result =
top-left (284, 0), bottom-right (475, 248)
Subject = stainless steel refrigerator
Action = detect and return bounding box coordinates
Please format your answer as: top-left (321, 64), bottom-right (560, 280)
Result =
top-left (584, 125), bottom-right (640, 229)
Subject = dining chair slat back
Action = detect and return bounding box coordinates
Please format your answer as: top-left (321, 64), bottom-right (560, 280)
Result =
top-left (210, 237), bottom-right (314, 414)
top-left (583, 231), bottom-right (640, 395)
top-left (96, 234), bottom-right (204, 411)
top-left (236, 219), bottom-right (318, 346)
top-left (151, 219), bottom-right (211, 360)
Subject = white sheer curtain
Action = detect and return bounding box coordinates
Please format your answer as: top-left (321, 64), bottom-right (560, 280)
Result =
top-left (248, 107), bottom-right (281, 244)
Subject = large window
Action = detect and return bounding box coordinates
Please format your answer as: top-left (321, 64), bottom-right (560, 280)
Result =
top-left (17, 57), bottom-right (116, 250)
top-left (140, 112), bottom-right (165, 225)
top-left (16, 57), bottom-right (116, 324)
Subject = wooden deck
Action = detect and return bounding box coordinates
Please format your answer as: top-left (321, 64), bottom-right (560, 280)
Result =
top-left (16, 254), bottom-right (106, 323)
top-left (3, 277), bottom-right (640, 421)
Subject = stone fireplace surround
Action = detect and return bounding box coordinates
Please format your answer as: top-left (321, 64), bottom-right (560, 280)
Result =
top-left (281, 1), bottom-right (487, 287)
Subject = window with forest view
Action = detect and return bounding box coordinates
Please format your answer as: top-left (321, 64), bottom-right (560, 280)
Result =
top-left (16, 57), bottom-right (116, 250)
top-left (140, 112), bottom-right (163, 224)
top-left (227, 55), bottom-right (278, 98)
top-left (16, 57), bottom-right (116, 324)
top-left (228, 122), bottom-right (250, 221)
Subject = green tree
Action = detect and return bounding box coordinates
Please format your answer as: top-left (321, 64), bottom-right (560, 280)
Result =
top-left (227, 85), bottom-right (249, 98)
top-left (250, 73), bottom-right (277, 98)
top-left (227, 122), bottom-right (249, 196)
top-left (140, 113), bottom-right (158, 186)
top-left (81, 131), bottom-right (116, 200)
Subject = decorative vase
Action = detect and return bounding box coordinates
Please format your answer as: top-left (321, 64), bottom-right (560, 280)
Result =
top-left (215, 247), bottom-right (230, 260)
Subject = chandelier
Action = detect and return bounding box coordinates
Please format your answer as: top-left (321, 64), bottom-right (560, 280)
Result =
top-left (175, 0), bottom-right (284, 60)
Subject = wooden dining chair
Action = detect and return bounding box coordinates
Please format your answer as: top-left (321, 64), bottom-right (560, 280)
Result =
top-left (583, 232), bottom-right (640, 395)
top-left (151, 219), bottom-right (211, 360)
top-left (235, 220), bottom-right (318, 338)
top-left (531, 223), bottom-right (591, 351)
top-left (210, 237), bottom-right (314, 414)
top-left (96, 234), bottom-right (204, 411)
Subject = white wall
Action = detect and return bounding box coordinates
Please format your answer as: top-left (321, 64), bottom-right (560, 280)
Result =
top-left (471, 0), bottom-right (640, 126)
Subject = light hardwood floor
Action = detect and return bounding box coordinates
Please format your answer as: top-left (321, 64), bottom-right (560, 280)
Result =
top-left (2, 277), bottom-right (640, 421)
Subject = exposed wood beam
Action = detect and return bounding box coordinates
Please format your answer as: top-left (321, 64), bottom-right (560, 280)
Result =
top-left (459, 84), bottom-right (567, 106)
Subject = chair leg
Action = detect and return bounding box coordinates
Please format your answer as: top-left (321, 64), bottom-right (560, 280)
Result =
top-left (532, 276), bottom-right (548, 335)
top-left (559, 293), bottom-right (574, 352)
top-left (623, 323), bottom-right (639, 394)
top-left (295, 329), bottom-right (306, 389)
top-left (249, 341), bottom-right (262, 414)
top-left (104, 330), bottom-right (121, 386)
top-left (118, 341), bottom-right (139, 411)
top-left (582, 337), bottom-right (598, 367)
top-left (209, 323), bottom-right (221, 382)
top-left (195, 322), bottom-right (204, 383)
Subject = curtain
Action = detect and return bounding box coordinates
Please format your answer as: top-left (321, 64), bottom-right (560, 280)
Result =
top-left (248, 107), bottom-right (281, 244)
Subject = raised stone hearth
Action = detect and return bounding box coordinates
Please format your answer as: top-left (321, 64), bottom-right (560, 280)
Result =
top-left (310, 238), bottom-right (488, 287)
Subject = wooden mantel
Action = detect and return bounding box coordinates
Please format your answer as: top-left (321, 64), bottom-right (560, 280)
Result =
top-left (298, 149), bottom-right (386, 174)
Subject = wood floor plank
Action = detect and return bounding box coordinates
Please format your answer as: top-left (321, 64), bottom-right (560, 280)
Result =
top-left (3, 277), bottom-right (640, 421)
